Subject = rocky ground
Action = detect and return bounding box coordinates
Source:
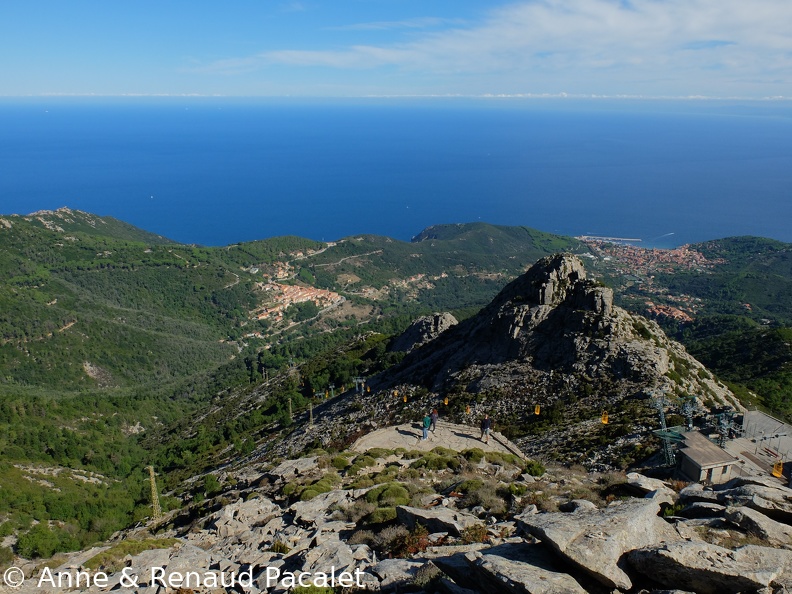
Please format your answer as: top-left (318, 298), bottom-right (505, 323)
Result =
top-left (9, 442), bottom-right (792, 594)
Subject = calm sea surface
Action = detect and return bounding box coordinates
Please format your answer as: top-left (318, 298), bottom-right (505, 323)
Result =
top-left (1, 98), bottom-right (791, 248)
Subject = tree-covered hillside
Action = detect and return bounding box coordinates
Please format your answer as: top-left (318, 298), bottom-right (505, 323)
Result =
top-left (3, 208), bottom-right (792, 563)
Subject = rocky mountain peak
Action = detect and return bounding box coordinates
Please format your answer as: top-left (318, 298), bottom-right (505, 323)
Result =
top-left (390, 312), bottom-right (459, 353)
top-left (498, 253), bottom-right (607, 310)
top-left (251, 253), bottom-right (739, 469)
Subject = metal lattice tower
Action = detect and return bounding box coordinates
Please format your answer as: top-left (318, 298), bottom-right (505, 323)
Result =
top-left (353, 377), bottom-right (366, 393)
top-left (715, 410), bottom-right (735, 448)
top-left (653, 393), bottom-right (676, 466)
top-left (679, 395), bottom-right (696, 431)
top-left (147, 466), bottom-right (162, 521)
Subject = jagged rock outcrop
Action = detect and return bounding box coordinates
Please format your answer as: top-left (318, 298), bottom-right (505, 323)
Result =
top-left (385, 255), bottom-right (734, 401)
top-left (679, 475), bottom-right (792, 523)
top-left (390, 312), bottom-right (458, 353)
top-left (724, 505), bottom-right (792, 545)
top-left (20, 451), bottom-right (792, 594)
top-left (516, 497), bottom-right (681, 591)
top-left (259, 254), bottom-right (738, 469)
top-left (377, 254), bottom-right (737, 425)
top-left (628, 542), bottom-right (792, 594)
top-left (396, 505), bottom-right (480, 537)
top-left (456, 543), bottom-right (589, 594)
top-left (209, 496), bottom-right (281, 538)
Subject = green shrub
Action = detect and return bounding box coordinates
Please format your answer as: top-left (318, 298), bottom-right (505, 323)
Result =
top-left (203, 474), bottom-right (222, 496)
top-left (300, 489), bottom-right (320, 501)
top-left (431, 447), bottom-right (457, 457)
top-left (410, 454), bottom-right (458, 471)
top-left (484, 452), bottom-right (523, 466)
top-left (365, 507), bottom-right (397, 524)
top-left (378, 484), bottom-right (410, 507)
top-left (390, 524), bottom-right (430, 557)
top-left (523, 460), bottom-right (546, 476)
top-left (457, 479), bottom-right (484, 493)
top-left (0, 546), bottom-right (14, 568)
top-left (372, 466), bottom-right (400, 484)
top-left (84, 538), bottom-right (179, 571)
top-left (350, 476), bottom-right (375, 489)
top-left (460, 524), bottom-right (489, 544)
top-left (331, 456), bottom-right (351, 470)
top-left (269, 540), bottom-right (291, 554)
top-left (16, 523), bottom-right (80, 559)
top-left (367, 448), bottom-right (395, 459)
top-left (365, 482), bottom-right (410, 507)
top-left (462, 448), bottom-right (485, 463)
top-left (282, 481), bottom-right (301, 498)
top-left (402, 450), bottom-right (424, 460)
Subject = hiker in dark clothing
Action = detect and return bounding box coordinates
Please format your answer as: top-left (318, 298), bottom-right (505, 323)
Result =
top-left (480, 414), bottom-right (492, 444)
top-left (430, 408), bottom-right (439, 433)
top-left (422, 412), bottom-right (432, 440)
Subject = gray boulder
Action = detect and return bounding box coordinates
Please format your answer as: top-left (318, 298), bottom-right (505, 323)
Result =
top-left (267, 457), bottom-right (319, 482)
top-left (396, 505), bottom-right (480, 537)
top-left (517, 498), bottom-right (680, 591)
top-left (372, 558), bottom-right (428, 590)
top-left (210, 495), bottom-right (280, 538)
top-left (681, 478), bottom-right (792, 523)
top-left (464, 543), bottom-right (588, 594)
top-left (679, 501), bottom-right (726, 519)
top-left (626, 472), bottom-right (675, 499)
top-left (628, 542), bottom-right (792, 594)
top-left (300, 537), bottom-right (357, 575)
top-left (558, 499), bottom-right (597, 513)
top-left (290, 489), bottom-right (356, 525)
top-left (725, 505), bottom-right (792, 545)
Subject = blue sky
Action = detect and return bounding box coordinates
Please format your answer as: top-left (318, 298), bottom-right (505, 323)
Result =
top-left (2, 0), bottom-right (791, 98)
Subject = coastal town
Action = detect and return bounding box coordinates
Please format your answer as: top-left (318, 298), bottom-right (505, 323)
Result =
top-left (578, 238), bottom-right (726, 324)
top-left (251, 282), bottom-right (344, 323)
top-left (236, 234), bottom-right (737, 338)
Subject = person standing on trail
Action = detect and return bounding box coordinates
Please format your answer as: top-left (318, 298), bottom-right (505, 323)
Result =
top-left (430, 408), bottom-right (439, 433)
top-left (480, 413), bottom-right (492, 444)
top-left (422, 412), bottom-right (432, 440)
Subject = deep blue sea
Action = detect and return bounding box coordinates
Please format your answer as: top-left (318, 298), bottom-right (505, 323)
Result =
top-left (1, 98), bottom-right (791, 248)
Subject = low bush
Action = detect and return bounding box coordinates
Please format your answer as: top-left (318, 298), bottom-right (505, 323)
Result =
top-left (365, 483), bottom-right (410, 507)
top-left (365, 507), bottom-right (397, 524)
top-left (367, 448), bottom-right (395, 459)
top-left (462, 448), bottom-right (485, 464)
top-left (390, 524), bottom-right (430, 557)
top-left (339, 500), bottom-right (376, 523)
top-left (372, 525), bottom-right (408, 553)
top-left (460, 480), bottom-right (507, 515)
top-left (523, 460), bottom-right (546, 476)
top-left (84, 538), bottom-right (179, 572)
top-left (460, 524), bottom-right (489, 544)
top-left (269, 540), bottom-right (290, 554)
top-left (331, 456), bottom-right (351, 470)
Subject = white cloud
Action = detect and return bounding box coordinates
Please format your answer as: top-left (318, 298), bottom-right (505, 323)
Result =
top-left (327, 17), bottom-right (464, 32)
top-left (200, 0), bottom-right (792, 95)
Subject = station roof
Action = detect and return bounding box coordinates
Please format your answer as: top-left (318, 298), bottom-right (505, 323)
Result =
top-left (678, 431), bottom-right (738, 469)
